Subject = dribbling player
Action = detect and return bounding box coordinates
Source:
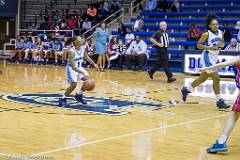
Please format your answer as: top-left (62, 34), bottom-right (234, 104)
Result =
top-left (181, 15), bottom-right (229, 109)
top-left (59, 36), bottom-right (99, 107)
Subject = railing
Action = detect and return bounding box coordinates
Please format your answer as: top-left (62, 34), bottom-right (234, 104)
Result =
top-left (130, 0), bottom-right (146, 18)
top-left (87, 13), bottom-right (124, 40)
top-left (82, 8), bottom-right (124, 38)
top-left (17, 29), bottom-right (74, 37)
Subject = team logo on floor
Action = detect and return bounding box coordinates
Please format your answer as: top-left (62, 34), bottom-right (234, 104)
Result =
top-left (1, 93), bottom-right (161, 115)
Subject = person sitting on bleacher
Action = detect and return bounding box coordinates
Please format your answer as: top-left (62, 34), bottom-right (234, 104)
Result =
top-left (133, 16), bottom-right (144, 32)
top-left (156, 0), bottom-right (169, 12)
top-left (85, 39), bottom-right (97, 67)
top-left (22, 36), bottom-right (32, 63)
top-left (108, 36), bottom-right (122, 69)
top-left (125, 28), bottom-right (135, 46)
top-left (51, 38), bottom-right (63, 65)
top-left (222, 23), bottom-right (231, 42)
top-left (185, 24), bottom-right (201, 50)
top-left (235, 20), bottom-right (240, 41)
top-left (42, 37), bottom-right (52, 64)
top-left (170, 0), bottom-right (180, 12)
top-left (12, 35), bottom-right (24, 62)
top-left (125, 36), bottom-right (148, 71)
top-left (224, 38), bottom-right (240, 51)
top-left (145, 0), bottom-right (158, 12)
top-left (118, 22), bottom-right (127, 38)
top-left (27, 36), bottom-right (37, 63)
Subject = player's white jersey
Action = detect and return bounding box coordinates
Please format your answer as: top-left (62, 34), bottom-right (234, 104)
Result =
top-left (206, 29), bottom-right (223, 55)
top-left (68, 46), bottom-right (85, 68)
top-left (200, 29), bottom-right (223, 71)
top-left (66, 45), bottom-right (86, 83)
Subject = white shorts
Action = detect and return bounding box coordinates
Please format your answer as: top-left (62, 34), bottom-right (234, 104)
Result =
top-left (200, 51), bottom-right (219, 73)
top-left (66, 66), bottom-right (86, 83)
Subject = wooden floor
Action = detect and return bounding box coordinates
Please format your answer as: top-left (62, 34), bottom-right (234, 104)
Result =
top-left (0, 61), bottom-right (239, 160)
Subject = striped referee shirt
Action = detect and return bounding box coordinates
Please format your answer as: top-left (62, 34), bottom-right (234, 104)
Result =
top-left (224, 43), bottom-right (240, 51)
top-left (153, 31), bottom-right (169, 48)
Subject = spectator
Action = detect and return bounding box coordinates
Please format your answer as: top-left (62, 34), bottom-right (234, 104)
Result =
top-left (81, 8), bottom-right (88, 20)
top-left (110, 0), bottom-right (120, 13)
top-left (85, 39), bottom-right (97, 67)
top-left (27, 22), bottom-right (38, 36)
top-left (125, 28), bottom-right (135, 46)
top-left (156, 0), bottom-right (169, 12)
top-left (235, 20), bottom-right (240, 41)
top-left (103, 1), bottom-right (110, 14)
top-left (118, 22), bottom-right (127, 38)
top-left (171, 0), bottom-right (180, 12)
top-left (40, 16), bottom-right (50, 30)
top-left (235, 20), bottom-right (240, 30)
top-left (87, 5), bottom-right (97, 22)
top-left (68, 14), bottom-right (77, 29)
top-left (59, 15), bottom-right (68, 29)
top-left (82, 18), bottom-right (92, 34)
top-left (108, 36), bottom-right (121, 68)
top-left (10, 35), bottom-right (24, 62)
top-left (145, 0), bottom-right (158, 12)
top-left (224, 38), bottom-right (240, 51)
top-left (125, 35), bottom-right (148, 70)
top-left (97, 3), bottom-right (104, 21)
top-left (185, 24), bottom-right (201, 50)
top-left (134, 0), bottom-right (143, 12)
top-left (222, 23), bottom-right (231, 42)
top-left (95, 21), bottom-right (109, 71)
top-left (133, 16), bottom-right (144, 31)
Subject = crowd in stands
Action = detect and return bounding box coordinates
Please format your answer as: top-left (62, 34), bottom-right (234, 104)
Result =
top-left (145, 0), bottom-right (180, 12)
top-left (26, 0), bottom-right (121, 37)
top-left (10, 0), bottom-right (240, 71)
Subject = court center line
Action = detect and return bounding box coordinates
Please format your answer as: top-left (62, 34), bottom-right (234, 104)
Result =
top-left (31, 113), bottom-right (228, 157)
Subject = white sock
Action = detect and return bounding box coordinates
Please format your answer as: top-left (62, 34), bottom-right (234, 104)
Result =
top-left (216, 94), bottom-right (222, 101)
top-left (218, 135), bottom-right (227, 144)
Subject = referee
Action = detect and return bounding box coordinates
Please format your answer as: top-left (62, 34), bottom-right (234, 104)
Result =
top-left (147, 21), bottom-right (176, 83)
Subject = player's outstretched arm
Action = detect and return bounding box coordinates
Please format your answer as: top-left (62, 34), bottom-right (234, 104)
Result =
top-left (199, 56), bottom-right (240, 72)
top-left (84, 49), bottom-right (99, 70)
top-left (69, 51), bottom-right (89, 77)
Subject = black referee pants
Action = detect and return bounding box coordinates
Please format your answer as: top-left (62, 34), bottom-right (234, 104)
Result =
top-left (149, 48), bottom-right (173, 79)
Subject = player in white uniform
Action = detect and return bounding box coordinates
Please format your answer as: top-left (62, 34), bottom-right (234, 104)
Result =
top-left (59, 36), bottom-right (99, 107)
top-left (181, 15), bottom-right (229, 109)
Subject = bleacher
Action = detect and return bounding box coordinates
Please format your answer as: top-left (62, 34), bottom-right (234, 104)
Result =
top-left (111, 0), bottom-right (239, 71)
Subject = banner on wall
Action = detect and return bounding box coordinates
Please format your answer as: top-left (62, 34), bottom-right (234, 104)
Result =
top-left (183, 51), bottom-right (239, 77)
top-left (184, 78), bottom-right (238, 101)
top-left (0, 0), bottom-right (18, 17)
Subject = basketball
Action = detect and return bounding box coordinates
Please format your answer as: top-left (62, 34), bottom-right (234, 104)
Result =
top-left (81, 79), bottom-right (95, 91)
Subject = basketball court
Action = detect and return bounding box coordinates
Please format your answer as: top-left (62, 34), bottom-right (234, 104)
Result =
top-left (0, 61), bottom-right (239, 160)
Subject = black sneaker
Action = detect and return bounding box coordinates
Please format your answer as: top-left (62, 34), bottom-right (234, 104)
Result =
top-left (167, 77), bottom-right (176, 83)
top-left (147, 71), bottom-right (154, 80)
top-left (59, 98), bottom-right (67, 107)
top-left (217, 99), bottom-right (230, 110)
top-left (181, 87), bottom-right (191, 102)
top-left (75, 93), bottom-right (87, 104)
